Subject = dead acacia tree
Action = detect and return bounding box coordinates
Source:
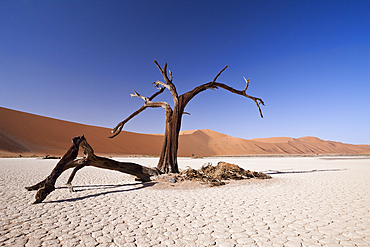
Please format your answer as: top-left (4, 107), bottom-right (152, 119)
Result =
top-left (25, 61), bottom-right (264, 203)
top-left (110, 60), bottom-right (264, 173)
top-left (26, 135), bottom-right (160, 204)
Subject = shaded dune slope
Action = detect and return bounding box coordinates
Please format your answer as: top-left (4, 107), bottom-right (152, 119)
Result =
top-left (1, 107), bottom-right (369, 157)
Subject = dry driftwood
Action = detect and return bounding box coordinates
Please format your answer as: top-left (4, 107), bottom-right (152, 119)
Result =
top-left (25, 135), bottom-right (160, 204)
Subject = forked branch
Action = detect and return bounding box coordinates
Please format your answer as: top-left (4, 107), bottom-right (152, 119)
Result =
top-left (154, 60), bottom-right (172, 84)
top-left (181, 66), bottom-right (264, 118)
top-left (243, 77), bottom-right (250, 91)
top-left (154, 60), bottom-right (178, 104)
top-left (26, 135), bottom-right (160, 203)
top-left (152, 80), bottom-right (171, 91)
top-left (213, 82), bottom-right (264, 118)
top-left (110, 87), bottom-right (165, 138)
top-left (131, 90), bottom-right (147, 102)
top-left (130, 90), bottom-right (173, 118)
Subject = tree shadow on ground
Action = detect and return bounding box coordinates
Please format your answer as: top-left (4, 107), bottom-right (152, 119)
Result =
top-left (44, 182), bottom-right (157, 204)
top-left (263, 168), bottom-right (346, 175)
top-left (55, 182), bottom-right (143, 192)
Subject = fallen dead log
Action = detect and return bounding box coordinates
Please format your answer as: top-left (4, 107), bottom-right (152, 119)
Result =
top-left (25, 135), bottom-right (160, 204)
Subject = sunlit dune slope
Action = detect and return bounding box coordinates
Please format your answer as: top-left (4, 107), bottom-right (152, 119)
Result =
top-left (209, 135), bottom-right (370, 155)
top-left (0, 107), bottom-right (163, 156)
top-left (1, 107), bottom-right (370, 157)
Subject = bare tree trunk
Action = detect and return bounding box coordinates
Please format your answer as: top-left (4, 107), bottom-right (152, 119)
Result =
top-left (157, 112), bottom-right (181, 173)
top-left (26, 135), bottom-right (160, 204)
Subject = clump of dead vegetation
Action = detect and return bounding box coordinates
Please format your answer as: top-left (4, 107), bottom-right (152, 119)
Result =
top-left (42, 154), bottom-right (61, 159)
top-left (153, 161), bottom-right (272, 187)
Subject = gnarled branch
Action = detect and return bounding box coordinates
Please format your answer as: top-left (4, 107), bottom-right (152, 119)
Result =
top-left (130, 90), bottom-right (173, 119)
top-left (110, 87), bottom-right (165, 138)
top-left (26, 135), bottom-right (160, 203)
top-left (154, 60), bottom-right (178, 104)
top-left (213, 82), bottom-right (264, 118)
top-left (25, 135), bottom-right (86, 203)
top-left (152, 80), bottom-right (171, 91)
top-left (130, 90), bottom-right (148, 102)
top-left (181, 66), bottom-right (264, 118)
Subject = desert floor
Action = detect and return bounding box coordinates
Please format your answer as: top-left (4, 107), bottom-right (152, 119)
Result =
top-left (1, 156), bottom-right (369, 246)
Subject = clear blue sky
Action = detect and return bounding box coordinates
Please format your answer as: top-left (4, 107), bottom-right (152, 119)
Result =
top-left (1, 0), bottom-right (369, 144)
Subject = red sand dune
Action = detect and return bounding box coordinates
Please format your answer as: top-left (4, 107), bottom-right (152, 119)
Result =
top-left (1, 107), bottom-right (370, 157)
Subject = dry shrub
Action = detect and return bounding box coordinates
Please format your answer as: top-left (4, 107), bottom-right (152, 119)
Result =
top-left (179, 161), bottom-right (271, 186)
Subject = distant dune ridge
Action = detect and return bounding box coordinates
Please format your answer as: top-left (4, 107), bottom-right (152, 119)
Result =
top-left (1, 107), bottom-right (369, 157)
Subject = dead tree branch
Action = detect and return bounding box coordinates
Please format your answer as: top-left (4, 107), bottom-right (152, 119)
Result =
top-left (154, 60), bottom-right (178, 104)
top-left (110, 87), bottom-right (165, 138)
top-left (181, 66), bottom-right (264, 118)
top-left (130, 90), bottom-right (173, 120)
top-left (25, 136), bottom-right (85, 203)
top-left (26, 136), bottom-right (160, 204)
top-left (243, 77), bottom-right (250, 91)
top-left (212, 65), bottom-right (229, 83)
top-left (213, 82), bottom-right (264, 118)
